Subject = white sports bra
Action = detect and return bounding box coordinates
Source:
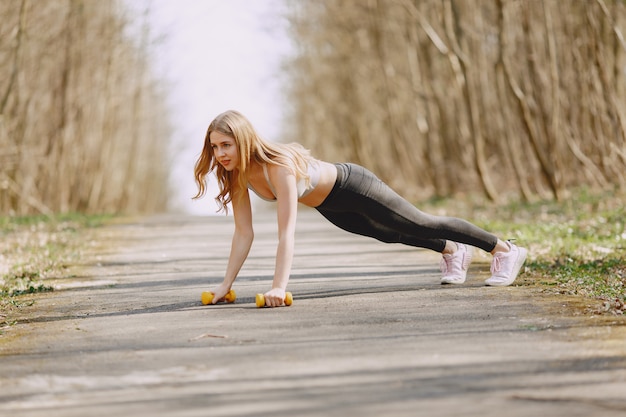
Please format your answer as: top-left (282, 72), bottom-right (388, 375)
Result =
top-left (248, 162), bottom-right (321, 202)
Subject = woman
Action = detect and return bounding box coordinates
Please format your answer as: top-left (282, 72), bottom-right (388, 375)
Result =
top-left (194, 110), bottom-right (527, 307)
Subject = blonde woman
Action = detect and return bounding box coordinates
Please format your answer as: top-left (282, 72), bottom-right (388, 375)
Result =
top-left (194, 110), bottom-right (527, 307)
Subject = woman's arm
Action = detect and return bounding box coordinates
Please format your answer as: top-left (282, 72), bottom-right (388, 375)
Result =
top-left (211, 186), bottom-right (254, 303)
top-left (263, 164), bottom-right (299, 307)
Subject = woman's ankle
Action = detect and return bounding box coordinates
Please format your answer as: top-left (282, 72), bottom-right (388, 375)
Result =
top-left (491, 240), bottom-right (510, 255)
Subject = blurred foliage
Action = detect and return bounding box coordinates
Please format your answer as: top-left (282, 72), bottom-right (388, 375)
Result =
top-left (285, 0), bottom-right (626, 203)
top-left (0, 0), bottom-right (170, 216)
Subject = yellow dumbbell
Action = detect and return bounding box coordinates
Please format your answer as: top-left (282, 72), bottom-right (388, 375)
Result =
top-left (201, 289), bottom-right (236, 305)
top-left (255, 292), bottom-right (293, 308)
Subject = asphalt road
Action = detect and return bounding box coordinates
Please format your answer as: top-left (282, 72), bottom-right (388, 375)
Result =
top-left (1, 209), bottom-right (625, 417)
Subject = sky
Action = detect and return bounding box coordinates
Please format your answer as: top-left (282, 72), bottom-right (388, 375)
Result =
top-left (128, 0), bottom-right (293, 214)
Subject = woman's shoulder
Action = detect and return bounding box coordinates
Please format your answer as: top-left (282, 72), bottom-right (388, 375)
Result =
top-left (265, 161), bottom-right (295, 177)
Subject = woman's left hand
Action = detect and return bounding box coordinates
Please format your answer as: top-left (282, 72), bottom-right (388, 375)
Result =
top-left (263, 288), bottom-right (287, 307)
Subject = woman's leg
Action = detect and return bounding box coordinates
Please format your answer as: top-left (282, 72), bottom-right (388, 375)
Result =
top-left (316, 163), bottom-right (498, 253)
top-left (316, 209), bottom-right (447, 252)
top-left (316, 163), bottom-right (527, 286)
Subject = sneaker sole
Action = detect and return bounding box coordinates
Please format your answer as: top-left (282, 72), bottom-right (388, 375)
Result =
top-left (441, 276), bottom-right (466, 285)
top-left (485, 247), bottom-right (528, 287)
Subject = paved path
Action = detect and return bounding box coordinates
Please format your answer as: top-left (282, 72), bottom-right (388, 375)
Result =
top-left (1, 210), bottom-right (625, 417)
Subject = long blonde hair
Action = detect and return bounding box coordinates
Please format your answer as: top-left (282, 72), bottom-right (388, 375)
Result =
top-left (193, 110), bottom-right (313, 213)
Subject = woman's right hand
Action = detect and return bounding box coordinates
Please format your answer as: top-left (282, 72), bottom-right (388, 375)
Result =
top-left (210, 283), bottom-right (232, 304)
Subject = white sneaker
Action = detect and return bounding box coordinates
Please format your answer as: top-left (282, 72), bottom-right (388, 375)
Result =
top-left (486, 242), bottom-right (528, 286)
top-left (440, 243), bottom-right (473, 284)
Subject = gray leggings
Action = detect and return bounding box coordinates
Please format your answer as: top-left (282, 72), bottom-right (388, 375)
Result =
top-left (315, 163), bottom-right (498, 253)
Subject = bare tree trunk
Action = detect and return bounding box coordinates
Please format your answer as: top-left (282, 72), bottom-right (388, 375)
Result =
top-left (444, 0), bottom-right (499, 201)
top-left (285, 0), bottom-right (626, 203)
top-left (0, 0), bottom-right (171, 215)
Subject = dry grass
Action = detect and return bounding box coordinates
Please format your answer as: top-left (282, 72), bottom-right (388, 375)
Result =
top-left (423, 188), bottom-right (626, 316)
top-left (0, 214), bottom-right (109, 333)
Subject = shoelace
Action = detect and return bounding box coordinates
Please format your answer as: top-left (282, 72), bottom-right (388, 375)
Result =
top-left (491, 240), bottom-right (515, 273)
top-left (490, 255), bottom-right (502, 273)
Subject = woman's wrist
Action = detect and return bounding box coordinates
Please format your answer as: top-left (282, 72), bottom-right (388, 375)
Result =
top-left (221, 278), bottom-right (235, 289)
top-left (271, 277), bottom-right (289, 291)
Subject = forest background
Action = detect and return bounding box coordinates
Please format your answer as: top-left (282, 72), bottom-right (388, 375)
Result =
top-left (2, 0), bottom-right (625, 214)
top-left (1, 0), bottom-right (625, 315)
top-left (288, 0), bottom-right (626, 204)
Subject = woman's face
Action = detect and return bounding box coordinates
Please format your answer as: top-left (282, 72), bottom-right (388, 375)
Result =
top-left (210, 131), bottom-right (239, 171)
